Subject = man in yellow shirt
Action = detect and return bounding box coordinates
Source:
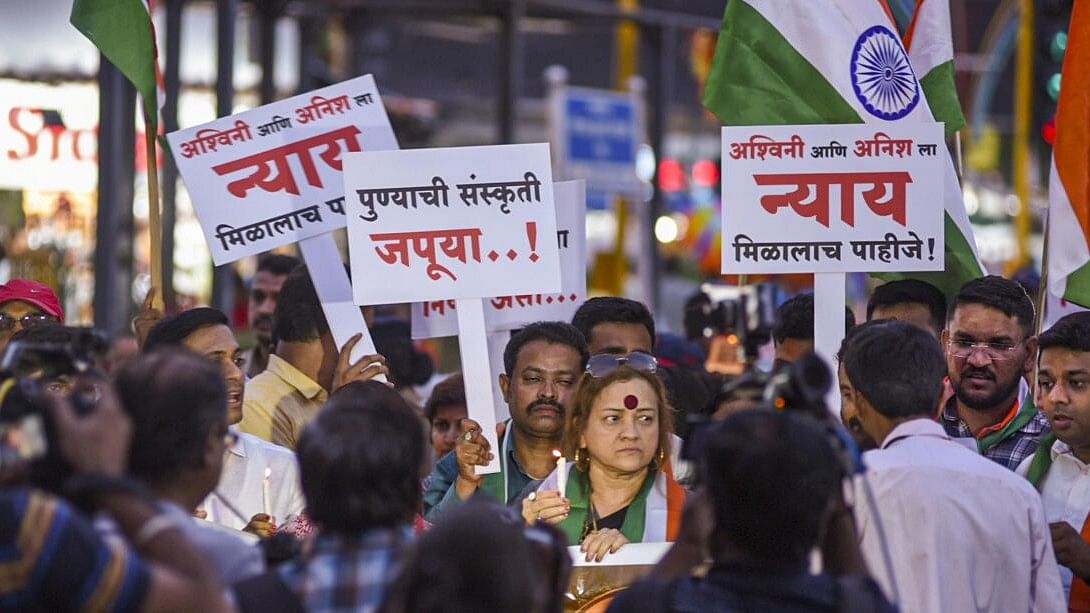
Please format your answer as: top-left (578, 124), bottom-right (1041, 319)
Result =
top-left (239, 266), bottom-right (389, 448)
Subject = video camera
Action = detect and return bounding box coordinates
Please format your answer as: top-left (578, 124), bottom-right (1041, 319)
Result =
top-left (0, 327), bottom-right (108, 491)
top-left (681, 352), bottom-right (861, 482)
top-left (690, 283), bottom-right (778, 374)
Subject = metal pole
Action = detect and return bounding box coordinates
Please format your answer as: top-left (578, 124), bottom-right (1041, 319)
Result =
top-left (93, 58), bottom-right (136, 336)
top-left (645, 25), bottom-right (675, 314)
top-left (162, 0), bottom-right (183, 310)
top-left (259, 0), bottom-right (278, 104)
top-left (498, 0), bottom-right (525, 143)
top-left (210, 0), bottom-right (237, 313)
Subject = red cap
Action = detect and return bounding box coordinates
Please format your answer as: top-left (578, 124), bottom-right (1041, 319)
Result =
top-left (0, 279), bottom-right (64, 323)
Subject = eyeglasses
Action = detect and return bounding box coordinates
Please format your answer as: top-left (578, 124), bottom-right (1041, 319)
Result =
top-left (0, 313), bottom-right (56, 332)
top-left (585, 351), bottom-right (658, 378)
top-left (946, 339), bottom-right (1023, 361)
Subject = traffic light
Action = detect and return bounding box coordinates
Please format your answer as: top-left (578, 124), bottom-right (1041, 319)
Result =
top-left (1036, 1), bottom-right (1072, 139)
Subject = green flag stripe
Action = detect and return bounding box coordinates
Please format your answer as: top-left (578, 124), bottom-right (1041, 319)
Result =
top-left (703, 0), bottom-right (861, 126)
top-left (919, 60), bottom-right (967, 137)
top-left (1062, 259), bottom-right (1090, 308)
top-left (874, 213), bottom-right (982, 298)
top-left (70, 0), bottom-right (158, 124)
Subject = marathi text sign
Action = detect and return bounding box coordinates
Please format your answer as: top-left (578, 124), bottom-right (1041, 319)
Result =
top-left (720, 123), bottom-right (944, 274)
top-left (343, 143), bottom-right (562, 304)
top-left (166, 75), bottom-right (397, 265)
top-left (410, 180), bottom-right (586, 338)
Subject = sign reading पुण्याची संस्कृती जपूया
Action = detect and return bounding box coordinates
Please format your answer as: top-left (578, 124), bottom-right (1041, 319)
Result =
top-left (409, 179), bottom-right (586, 339)
top-left (165, 75), bottom-right (398, 265)
top-left (720, 123), bottom-right (945, 275)
top-left (342, 143), bottom-right (562, 306)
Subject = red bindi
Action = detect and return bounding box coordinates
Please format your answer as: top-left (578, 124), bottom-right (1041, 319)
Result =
top-left (624, 394), bottom-right (639, 410)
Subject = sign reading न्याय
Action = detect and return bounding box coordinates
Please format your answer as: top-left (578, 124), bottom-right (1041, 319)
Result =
top-left (721, 123), bottom-right (945, 274)
top-left (410, 179), bottom-right (586, 339)
top-left (166, 75), bottom-right (397, 265)
top-left (343, 143), bottom-right (562, 305)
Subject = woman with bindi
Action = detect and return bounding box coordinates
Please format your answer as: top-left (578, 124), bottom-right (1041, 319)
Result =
top-left (521, 352), bottom-right (686, 561)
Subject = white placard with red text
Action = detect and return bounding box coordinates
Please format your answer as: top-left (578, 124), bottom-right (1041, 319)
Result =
top-left (343, 143), bottom-right (562, 305)
top-left (410, 180), bottom-right (586, 339)
top-left (166, 75), bottom-right (397, 265)
top-left (720, 123), bottom-right (944, 274)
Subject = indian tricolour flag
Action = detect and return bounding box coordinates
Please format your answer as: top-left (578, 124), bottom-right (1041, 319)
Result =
top-left (1046, 1), bottom-right (1090, 309)
top-left (904, 0), bottom-right (966, 138)
top-left (704, 0), bottom-right (983, 296)
top-left (70, 0), bottom-right (165, 129)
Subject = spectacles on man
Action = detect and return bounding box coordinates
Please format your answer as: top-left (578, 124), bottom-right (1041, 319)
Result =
top-left (0, 313), bottom-right (56, 332)
top-left (946, 338), bottom-right (1023, 361)
top-left (585, 351), bottom-right (658, 378)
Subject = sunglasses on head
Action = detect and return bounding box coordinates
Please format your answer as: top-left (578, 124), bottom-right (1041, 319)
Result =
top-left (585, 351), bottom-right (658, 378)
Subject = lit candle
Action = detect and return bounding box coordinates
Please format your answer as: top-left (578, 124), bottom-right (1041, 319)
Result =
top-left (262, 467), bottom-right (272, 519)
top-left (553, 449), bottom-right (567, 496)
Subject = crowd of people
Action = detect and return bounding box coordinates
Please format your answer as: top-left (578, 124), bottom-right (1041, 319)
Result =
top-left (0, 262), bottom-right (1088, 612)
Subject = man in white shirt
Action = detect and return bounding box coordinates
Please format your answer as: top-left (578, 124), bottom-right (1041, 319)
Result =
top-left (842, 319), bottom-right (1064, 613)
top-left (145, 307), bottom-right (305, 536)
top-left (1018, 312), bottom-right (1090, 608)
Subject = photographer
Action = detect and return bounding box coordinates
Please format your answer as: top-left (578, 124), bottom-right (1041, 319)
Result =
top-left (608, 410), bottom-right (891, 612)
top-left (0, 373), bottom-right (230, 610)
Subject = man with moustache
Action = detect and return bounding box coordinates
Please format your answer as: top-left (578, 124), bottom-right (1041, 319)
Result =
top-left (145, 308), bottom-right (305, 536)
top-left (940, 276), bottom-right (1050, 470)
top-left (242, 254), bottom-right (299, 378)
top-left (423, 322), bottom-right (589, 522)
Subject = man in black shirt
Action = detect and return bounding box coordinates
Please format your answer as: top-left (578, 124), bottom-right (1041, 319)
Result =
top-left (609, 410), bottom-right (892, 613)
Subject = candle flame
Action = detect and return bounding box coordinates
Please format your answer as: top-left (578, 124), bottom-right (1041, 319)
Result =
top-left (552, 449), bottom-right (562, 459)
top-left (263, 467), bottom-right (272, 479)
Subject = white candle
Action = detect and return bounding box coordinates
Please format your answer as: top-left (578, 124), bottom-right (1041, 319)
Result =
top-left (553, 449), bottom-right (567, 497)
top-left (262, 467), bottom-right (272, 519)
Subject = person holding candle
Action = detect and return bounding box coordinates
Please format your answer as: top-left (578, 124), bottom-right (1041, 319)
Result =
top-left (524, 352), bottom-right (686, 561)
top-left (144, 307), bottom-right (305, 537)
top-left (422, 322), bottom-right (589, 521)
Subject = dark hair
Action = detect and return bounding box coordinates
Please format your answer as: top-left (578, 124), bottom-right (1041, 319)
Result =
top-left (424, 373), bottom-right (466, 422)
top-left (383, 500), bottom-right (564, 613)
top-left (866, 280), bottom-right (947, 334)
top-left (256, 253), bottom-right (300, 277)
top-left (1039, 312), bottom-right (1090, 355)
top-left (683, 291), bottom-right (712, 341)
top-left (144, 307), bottom-right (229, 352)
top-left (705, 410), bottom-right (840, 565)
top-left (841, 319), bottom-right (946, 418)
top-left (949, 275), bottom-right (1035, 337)
top-left (298, 381), bottom-right (425, 532)
top-left (371, 319), bottom-right (434, 388)
top-left (503, 321), bottom-right (589, 377)
top-left (273, 265), bottom-right (329, 343)
top-left (772, 293), bottom-right (856, 344)
top-left (115, 350), bottom-right (227, 486)
top-left (571, 297), bottom-right (656, 350)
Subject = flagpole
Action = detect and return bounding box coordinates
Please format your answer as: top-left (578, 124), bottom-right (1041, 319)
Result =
top-left (144, 111), bottom-right (164, 311)
top-left (1036, 211), bottom-right (1051, 338)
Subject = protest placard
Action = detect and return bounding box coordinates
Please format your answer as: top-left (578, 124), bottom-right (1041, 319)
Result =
top-left (410, 179), bottom-right (586, 339)
top-left (343, 143), bottom-right (562, 473)
top-left (342, 143), bottom-right (562, 303)
top-left (166, 75), bottom-right (398, 371)
top-left (721, 123), bottom-right (945, 274)
top-left (166, 75), bottom-right (397, 265)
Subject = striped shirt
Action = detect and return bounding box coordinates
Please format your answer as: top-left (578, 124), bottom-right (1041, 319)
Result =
top-left (0, 488), bottom-right (150, 612)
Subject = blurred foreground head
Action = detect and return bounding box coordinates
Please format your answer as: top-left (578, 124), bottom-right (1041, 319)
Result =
top-left (705, 410), bottom-right (840, 567)
top-left (384, 499), bottom-right (570, 613)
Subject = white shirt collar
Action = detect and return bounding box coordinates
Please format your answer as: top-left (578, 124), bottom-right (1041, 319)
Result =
top-left (881, 417), bottom-right (950, 448)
